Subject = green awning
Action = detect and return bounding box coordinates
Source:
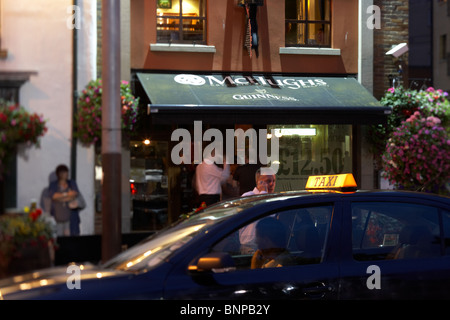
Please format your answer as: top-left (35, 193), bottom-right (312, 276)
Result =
top-left (136, 72), bottom-right (390, 125)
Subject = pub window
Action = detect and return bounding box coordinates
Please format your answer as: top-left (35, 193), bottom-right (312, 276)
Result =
top-left (156, 0), bottom-right (206, 44)
top-left (285, 0), bottom-right (331, 47)
top-left (268, 124), bottom-right (352, 191)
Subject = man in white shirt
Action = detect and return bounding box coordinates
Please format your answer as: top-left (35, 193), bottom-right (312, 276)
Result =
top-left (240, 167), bottom-right (277, 253)
top-left (195, 155), bottom-right (230, 206)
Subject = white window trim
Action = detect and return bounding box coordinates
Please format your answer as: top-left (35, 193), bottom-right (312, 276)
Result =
top-left (150, 43), bottom-right (216, 53)
top-left (279, 47), bottom-right (341, 56)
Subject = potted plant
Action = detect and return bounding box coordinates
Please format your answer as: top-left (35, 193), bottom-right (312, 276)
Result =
top-left (380, 88), bottom-right (450, 194)
top-left (0, 207), bottom-right (56, 278)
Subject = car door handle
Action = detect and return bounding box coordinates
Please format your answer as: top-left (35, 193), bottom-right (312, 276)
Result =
top-left (302, 282), bottom-right (334, 298)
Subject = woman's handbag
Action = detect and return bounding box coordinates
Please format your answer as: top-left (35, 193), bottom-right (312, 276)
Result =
top-left (68, 192), bottom-right (86, 210)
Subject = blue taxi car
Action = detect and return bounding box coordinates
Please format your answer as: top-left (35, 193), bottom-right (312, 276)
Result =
top-left (1, 174), bottom-right (450, 300)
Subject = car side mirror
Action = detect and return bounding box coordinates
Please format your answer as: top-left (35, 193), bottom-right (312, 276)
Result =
top-left (189, 252), bottom-right (236, 274)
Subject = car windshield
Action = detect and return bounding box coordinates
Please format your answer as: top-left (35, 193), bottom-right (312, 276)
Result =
top-left (102, 204), bottom-right (244, 273)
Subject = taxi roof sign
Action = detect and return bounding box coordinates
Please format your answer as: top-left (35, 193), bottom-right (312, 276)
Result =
top-left (305, 174), bottom-right (357, 190)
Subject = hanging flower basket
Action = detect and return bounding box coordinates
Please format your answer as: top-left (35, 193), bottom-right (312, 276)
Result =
top-left (75, 79), bottom-right (139, 146)
top-left (0, 100), bottom-right (47, 174)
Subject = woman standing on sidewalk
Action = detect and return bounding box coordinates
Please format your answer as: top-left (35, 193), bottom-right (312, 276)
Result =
top-left (48, 164), bottom-right (84, 236)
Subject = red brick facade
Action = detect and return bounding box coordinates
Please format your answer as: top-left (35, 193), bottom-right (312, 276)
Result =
top-left (373, 0), bottom-right (409, 99)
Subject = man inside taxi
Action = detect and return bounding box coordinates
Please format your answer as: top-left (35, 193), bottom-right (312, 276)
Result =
top-left (251, 217), bottom-right (291, 269)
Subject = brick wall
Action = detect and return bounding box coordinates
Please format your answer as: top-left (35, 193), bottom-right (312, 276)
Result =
top-left (97, 1), bottom-right (102, 79)
top-left (373, 0), bottom-right (409, 99)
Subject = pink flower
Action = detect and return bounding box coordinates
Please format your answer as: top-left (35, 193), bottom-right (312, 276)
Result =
top-left (387, 87), bottom-right (395, 93)
top-left (426, 116), bottom-right (441, 125)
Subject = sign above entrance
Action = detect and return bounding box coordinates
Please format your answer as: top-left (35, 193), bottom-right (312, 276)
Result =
top-left (138, 73), bottom-right (383, 107)
top-left (136, 72), bottom-right (390, 124)
top-left (172, 74), bottom-right (331, 103)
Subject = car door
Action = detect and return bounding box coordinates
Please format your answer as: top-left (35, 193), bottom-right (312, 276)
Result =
top-left (163, 200), bottom-right (342, 300)
top-left (339, 195), bottom-right (450, 299)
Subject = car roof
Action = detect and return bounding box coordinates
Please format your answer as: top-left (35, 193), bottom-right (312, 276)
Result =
top-left (204, 189), bottom-right (450, 213)
top-left (196, 173), bottom-right (449, 216)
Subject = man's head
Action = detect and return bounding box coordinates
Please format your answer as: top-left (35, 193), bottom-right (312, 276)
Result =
top-left (255, 217), bottom-right (287, 250)
top-left (255, 167), bottom-right (276, 193)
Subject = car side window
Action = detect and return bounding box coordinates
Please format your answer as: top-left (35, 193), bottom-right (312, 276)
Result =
top-left (352, 202), bottom-right (442, 261)
top-left (211, 205), bottom-right (333, 270)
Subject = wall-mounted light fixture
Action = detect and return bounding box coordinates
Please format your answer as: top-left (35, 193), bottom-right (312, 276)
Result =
top-left (267, 128), bottom-right (317, 139)
top-left (274, 128), bottom-right (317, 137)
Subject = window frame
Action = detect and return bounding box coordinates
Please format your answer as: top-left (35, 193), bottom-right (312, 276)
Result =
top-left (285, 0), bottom-right (332, 48)
top-left (156, 0), bottom-right (207, 45)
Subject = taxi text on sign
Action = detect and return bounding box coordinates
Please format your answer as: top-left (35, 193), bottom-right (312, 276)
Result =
top-left (305, 174), bottom-right (357, 189)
